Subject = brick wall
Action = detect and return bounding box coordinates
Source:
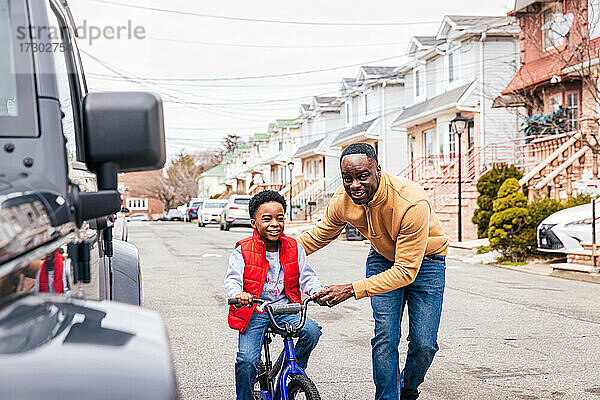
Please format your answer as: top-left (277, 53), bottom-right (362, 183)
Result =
top-left (118, 170), bottom-right (165, 219)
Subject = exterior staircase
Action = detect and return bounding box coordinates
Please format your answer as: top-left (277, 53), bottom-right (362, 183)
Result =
top-left (398, 138), bottom-right (533, 241)
top-left (518, 132), bottom-right (593, 200)
top-left (287, 176), bottom-right (342, 221)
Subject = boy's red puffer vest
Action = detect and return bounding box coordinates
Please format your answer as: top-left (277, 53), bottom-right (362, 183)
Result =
top-left (228, 229), bottom-right (301, 333)
top-left (38, 251), bottom-right (65, 294)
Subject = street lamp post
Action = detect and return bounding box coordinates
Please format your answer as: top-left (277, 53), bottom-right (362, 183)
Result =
top-left (287, 161), bottom-right (294, 222)
top-left (451, 112), bottom-right (469, 242)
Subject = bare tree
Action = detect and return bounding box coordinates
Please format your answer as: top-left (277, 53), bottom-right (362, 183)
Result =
top-left (509, 1), bottom-right (600, 177)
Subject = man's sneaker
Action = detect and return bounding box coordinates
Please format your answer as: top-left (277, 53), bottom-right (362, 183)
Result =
top-left (400, 388), bottom-right (420, 400)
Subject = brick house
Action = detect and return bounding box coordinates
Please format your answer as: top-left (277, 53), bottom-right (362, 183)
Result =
top-left (500, 0), bottom-right (600, 200)
top-left (118, 170), bottom-right (165, 219)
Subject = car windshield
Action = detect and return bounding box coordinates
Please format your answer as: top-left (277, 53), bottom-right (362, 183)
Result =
top-left (0, 0), bottom-right (38, 137)
top-left (233, 199), bottom-right (250, 205)
top-left (191, 202), bottom-right (203, 208)
top-left (205, 201), bottom-right (225, 208)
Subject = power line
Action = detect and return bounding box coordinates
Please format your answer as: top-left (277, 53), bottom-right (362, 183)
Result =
top-left (83, 54), bottom-right (407, 82)
top-left (146, 36), bottom-right (409, 49)
top-left (86, 0), bottom-right (440, 27)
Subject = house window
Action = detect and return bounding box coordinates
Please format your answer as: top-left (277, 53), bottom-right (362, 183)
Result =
top-left (590, 0), bottom-right (600, 39)
top-left (448, 52), bottom-right (455, 83)
top-left (542, 2), bottom-right (565, 50)
top-left (550, 94), bottom-right (562, 112)
top-left (423, 129), bottom-right (434, 165)
top-left (414, 67), bottom-right (425, 101)
top-left (278, 131), bottom-right (283, 151)
top-left (364, 93), bottom-right (369, 116)
top-left (307, 161), bottom-right (312, 178)
top-left (408, 135), bottom-right (416, 164)
top-left (127, 198), bottom-right (148, 210)
top-left (566, 92), bottom-right (579, 131)
top-left (345, 101), bottom-right (351, 125)
top-left (449, 126), bottom-right (456, 156)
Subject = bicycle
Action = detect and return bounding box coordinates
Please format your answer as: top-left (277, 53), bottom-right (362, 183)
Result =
top-left (227, 297), bottom-right (321, 400)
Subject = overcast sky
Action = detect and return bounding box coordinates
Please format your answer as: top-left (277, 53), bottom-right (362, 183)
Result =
top-left (68, 0), bottom-right (514, 158)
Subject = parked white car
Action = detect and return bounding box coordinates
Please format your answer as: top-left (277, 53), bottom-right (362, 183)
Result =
top-left (166, 208), bottom-right (185, 221)
top-left (220, 195), bottom-right (251, 231)
top-left (198, 199), bottom-right (227, 227)
top-left (538, 203), bottom-right (599, 253)
top-left (127, 212), bottom-right (150, 222)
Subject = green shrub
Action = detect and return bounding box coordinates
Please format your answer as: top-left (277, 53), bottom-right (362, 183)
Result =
top-left (562, 193), bottom-right (591, 209)
top-left (472, 164), bottom-right (523, 238)
top-left (488, 178), bottom-right (530, 261)
top-left (476, 245), bottom-right (491, 254)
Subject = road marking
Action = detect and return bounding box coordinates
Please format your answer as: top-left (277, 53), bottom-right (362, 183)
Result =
top-left (202, 253), bottom-right (223, 258)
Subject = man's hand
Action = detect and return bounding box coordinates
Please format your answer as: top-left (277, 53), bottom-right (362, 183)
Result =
top-left (235, 292), bottom-right (253, 307)
top-left (313, 284), bottom-right (354, 307)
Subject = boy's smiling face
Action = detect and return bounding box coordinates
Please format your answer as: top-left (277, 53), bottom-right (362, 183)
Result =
top-left (251, 201), bottom-right (286, 247)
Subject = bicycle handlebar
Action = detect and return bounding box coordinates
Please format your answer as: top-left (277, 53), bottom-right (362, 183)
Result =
top-left (227, 297), bottom-right (313, 335)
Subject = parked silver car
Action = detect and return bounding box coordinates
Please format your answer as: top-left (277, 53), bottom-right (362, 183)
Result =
top-left (538, 203), bottom-right (599, 253)
top-left (198, 199), bottom-right (227, 227)
top-left (220, 195), bottom-right (252, 231)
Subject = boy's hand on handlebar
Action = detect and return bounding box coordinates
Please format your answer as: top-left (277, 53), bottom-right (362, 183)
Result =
top-left (235, 292), bottom-right (253, 306)
top-left (313, 284), bottom-right (354, 307)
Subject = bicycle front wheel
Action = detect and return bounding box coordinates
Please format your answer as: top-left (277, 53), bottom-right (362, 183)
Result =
top-left (287, 375), bottom-right (320, 400)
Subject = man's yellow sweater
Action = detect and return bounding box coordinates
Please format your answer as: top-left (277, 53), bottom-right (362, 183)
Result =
top-left (297, 171), bottom-right (449, 299)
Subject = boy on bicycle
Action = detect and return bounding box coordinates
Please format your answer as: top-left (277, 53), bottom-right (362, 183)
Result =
top-left (225, 190), bottom-right (323, 400)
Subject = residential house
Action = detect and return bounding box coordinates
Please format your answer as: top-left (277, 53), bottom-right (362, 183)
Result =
top-left (392, 16), bottom-right (521, 240)
top-left (197, 164), bottom-right (225, 198)
top-left (118, 170), bottom-right (164, 219)
top-left (332, 66), bottom-right (406, 174)
top-left (292, 96), bottom-right (344, 217)
top-left (295, 96), bottom-right (343, 184)
top-left (500, 0), bottom-right (600, 201)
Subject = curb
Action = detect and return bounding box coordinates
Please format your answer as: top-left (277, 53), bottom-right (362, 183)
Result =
top-left (448, 256), bottom-right (600, 284)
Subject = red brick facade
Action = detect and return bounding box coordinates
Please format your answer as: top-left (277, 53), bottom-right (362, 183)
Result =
top-left (504, 0), bottom-right (600, 110)
top-left (118, 170), bottom-right (165, 219)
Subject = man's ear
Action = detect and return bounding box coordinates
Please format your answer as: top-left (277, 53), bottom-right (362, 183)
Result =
top-left (376, 164), bottom-right (382, 179)
top-left (250, 219), bottom-right (256, 229)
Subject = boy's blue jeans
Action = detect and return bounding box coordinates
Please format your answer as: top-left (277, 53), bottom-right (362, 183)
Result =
top-left (367, 249), bottom-right (445, 400)
top-left (235, 310), bottom-right (322, 400)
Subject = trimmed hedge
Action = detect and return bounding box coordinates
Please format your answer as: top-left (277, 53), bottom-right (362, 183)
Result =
top-left (472, 164), bottom-right (523, 238)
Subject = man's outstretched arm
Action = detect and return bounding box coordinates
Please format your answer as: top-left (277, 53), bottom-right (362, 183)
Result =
top-left (297, 198), bottom-right (346, 255)
top-left (316, 200), bottom-right (431, 305)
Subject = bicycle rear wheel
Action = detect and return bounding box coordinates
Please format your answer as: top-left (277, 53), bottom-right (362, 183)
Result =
top-left (287, 375), bottom-right (320, 400)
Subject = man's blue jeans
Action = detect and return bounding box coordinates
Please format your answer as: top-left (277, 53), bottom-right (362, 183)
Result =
top-left (367, 249), bottom-right (445, 400)
top-left (235, 311), bottom-right (322, 400)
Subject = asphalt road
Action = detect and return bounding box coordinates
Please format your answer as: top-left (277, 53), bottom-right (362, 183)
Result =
top-left (129, 221), bottom-right (600, 400)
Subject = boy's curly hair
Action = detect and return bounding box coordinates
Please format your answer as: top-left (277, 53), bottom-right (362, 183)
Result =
top-left (249, 190), bottom-right (287, 219)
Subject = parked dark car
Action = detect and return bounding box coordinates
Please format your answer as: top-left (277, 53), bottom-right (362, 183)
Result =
top-left (345, 224), bottom-right (366, 241)
top-left (187, 200), bottom-right (204, 221)
top-left (0, 1), bottom-right (177, 398)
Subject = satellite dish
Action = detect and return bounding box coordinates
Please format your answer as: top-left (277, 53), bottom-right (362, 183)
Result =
top-left (542, 12), bottom-right (574, 37)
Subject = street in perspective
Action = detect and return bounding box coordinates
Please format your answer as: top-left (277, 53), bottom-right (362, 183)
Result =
top-left (4, 0), bottom-right (600, 399)
top-left (132, 222), bottom-right (600, 400)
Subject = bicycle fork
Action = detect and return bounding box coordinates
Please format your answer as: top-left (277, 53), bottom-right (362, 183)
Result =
top-left (274, 337), bottom-right (308, 400)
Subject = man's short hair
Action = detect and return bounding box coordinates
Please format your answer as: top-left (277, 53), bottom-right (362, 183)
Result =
top-left (249, 190), bottom-right (287, 219)
top-left (340, 142), bottom-right (378, 164)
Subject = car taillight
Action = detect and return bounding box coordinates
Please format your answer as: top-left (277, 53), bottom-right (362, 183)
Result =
top-left (229, 206), bottom-right (239, 210)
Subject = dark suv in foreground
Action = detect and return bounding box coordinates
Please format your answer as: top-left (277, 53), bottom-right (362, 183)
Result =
top-left (0, 1), bottom-right (177, 398)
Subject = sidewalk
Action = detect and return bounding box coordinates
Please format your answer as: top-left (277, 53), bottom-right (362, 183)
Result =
top-left (447, 239), bottom-right (600, 284)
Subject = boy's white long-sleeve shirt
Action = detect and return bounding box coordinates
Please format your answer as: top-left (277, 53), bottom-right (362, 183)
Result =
top-left (224, 243), bottom-right (323, 304)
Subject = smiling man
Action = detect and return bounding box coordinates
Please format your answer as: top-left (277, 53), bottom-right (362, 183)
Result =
top-left (298, 143), bottom-right (448, 400)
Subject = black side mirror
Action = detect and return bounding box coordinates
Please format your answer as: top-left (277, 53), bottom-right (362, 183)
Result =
top-left (70, 92), bottom-right (165, 225)
top-left (82, 92), bottom-right (166, 190)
